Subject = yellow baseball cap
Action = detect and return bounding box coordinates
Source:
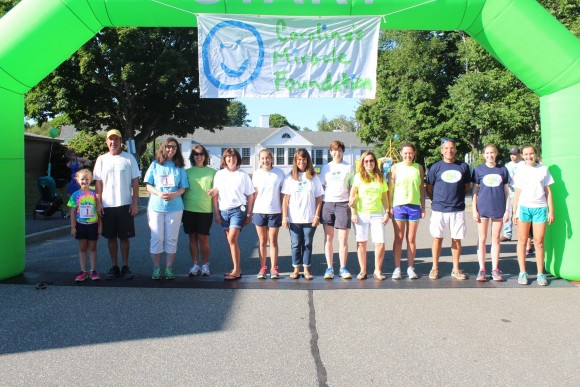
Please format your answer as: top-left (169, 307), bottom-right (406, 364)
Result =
top-left (106, 129), bottom-right (122, 138)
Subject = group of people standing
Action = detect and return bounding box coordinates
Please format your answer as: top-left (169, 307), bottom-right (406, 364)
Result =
top-left (66, 131), bottom-right (554, 286)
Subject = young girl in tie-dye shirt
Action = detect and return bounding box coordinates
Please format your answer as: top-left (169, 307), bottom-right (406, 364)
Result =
top-left (67, 169), bottom-right (101, 282)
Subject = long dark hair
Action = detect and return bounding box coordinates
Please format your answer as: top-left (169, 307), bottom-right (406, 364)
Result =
top-left (156, 137), bottom-right (185, 168)
top-left (291, 149), bottom-right (315, 180)
top-left (190, 144), bottom-right (210, 167)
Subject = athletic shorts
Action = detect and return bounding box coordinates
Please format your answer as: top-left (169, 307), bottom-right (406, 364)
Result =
top-left (220, 207), bottom-right (246, 230)
top-left (182, 211), bottom-right (213, 235)
top-left (353, 212), bottom-right (385, 243)
top-left (519, 206), bottom-right (548, 223)
top-left (392, 204), bottom-right (421, 222)
top-left (429, 210), bottom-right (466, 239)
top-left (75, 222), bottom-right (99, 241)
top-left (102, 205), bottom-right (135, 239)
top-left (321, 201), bottom-right (351, 229)
top-left (253, 213), bottom-right (282, 228)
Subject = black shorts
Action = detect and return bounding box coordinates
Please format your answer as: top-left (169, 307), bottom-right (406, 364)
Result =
top-left (75, 222), bottom-right (99, 241)
top-left (182, 211), bottom-right (213, 235)
top-left (321, 201), bottom-right (351, 229)
top-left (101, 205), bottom-right (135, 239)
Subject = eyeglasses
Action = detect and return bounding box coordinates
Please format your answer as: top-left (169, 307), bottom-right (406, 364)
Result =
top-left (441, 137), bottom-right (455, 144)
top-left (363, 159), bottom-right (375, 164)
top-left (165, 145), bottom-right (177, 150)
top-left (192, 152), bottom-right (204, 157)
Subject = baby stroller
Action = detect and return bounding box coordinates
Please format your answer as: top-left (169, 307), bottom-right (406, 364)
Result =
top-left (33, 176), bottom-right (67, 220)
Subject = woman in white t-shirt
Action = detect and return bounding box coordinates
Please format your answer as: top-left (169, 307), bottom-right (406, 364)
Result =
top-left (513, 145), bottom-right (555, 286)
top-left (212, 148), bottom-right (255, 281)
top-left (281, 149), bottom-right (323, 280)
top-left (252, 149), bottom-right (285, 279)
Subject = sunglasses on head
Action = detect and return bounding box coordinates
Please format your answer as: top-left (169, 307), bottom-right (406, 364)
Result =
top-left (441, 137), bottom-right (455, 144)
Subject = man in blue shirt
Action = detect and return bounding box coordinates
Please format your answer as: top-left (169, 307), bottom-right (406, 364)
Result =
top-left (426, 138), bottom-right (471, 280)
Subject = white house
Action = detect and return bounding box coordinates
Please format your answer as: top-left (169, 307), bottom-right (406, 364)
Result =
top-left (177, 126), bottom-right (369, 174)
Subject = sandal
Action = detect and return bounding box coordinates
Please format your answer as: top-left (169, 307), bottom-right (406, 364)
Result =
top-left (357, 272), bottom-right (367, 280)
top-left (290, 272), bottom-right (301, 280)
top-left (304, 272), bottom-right (314, 280)
top-left (373, 272), bottom-right (386, 281)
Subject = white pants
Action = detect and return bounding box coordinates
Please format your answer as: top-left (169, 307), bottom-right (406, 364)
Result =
top-left (353, 212), bottom-right (385, 243)
top-left (148, 210), bottom-right (183, 254)
top-left (429, 210), bottom-right (466, 239)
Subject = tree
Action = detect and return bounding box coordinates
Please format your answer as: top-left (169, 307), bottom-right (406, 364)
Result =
top-left (226, 101), bottom-right (251, 127)
top-left (25, 27), bottom-right (231, 158)
top-left (317, 115), bottom-right (358, 132)
top-left (0, 0), bottom-right (19, 15)
top-left (66, 131), bottom-right (109, 162)
top-left (269, 113), bottom-right (299, 130)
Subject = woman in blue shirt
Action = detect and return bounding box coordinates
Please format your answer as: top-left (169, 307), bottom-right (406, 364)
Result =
top-left (144, 137), bottom-right (189, 280)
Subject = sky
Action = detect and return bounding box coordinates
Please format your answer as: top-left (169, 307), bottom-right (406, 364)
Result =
top-left (237, 98), bottom-right (362, 131)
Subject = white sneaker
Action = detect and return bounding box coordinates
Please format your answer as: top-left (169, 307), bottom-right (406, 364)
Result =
top-left (201, 264), bottom-right (211, 276)
top-left (189, 263), bottom-right (201, 276)
top-left (407, 266), bottom-right (419, 280)
top-left (392, 267), bottom-right (402, 280)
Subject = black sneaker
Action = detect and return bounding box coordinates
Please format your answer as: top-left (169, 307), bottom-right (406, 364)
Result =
top-left (121, 265), bottom-right (134, 280)
top-left (106, 266), bottom-right (121, 280)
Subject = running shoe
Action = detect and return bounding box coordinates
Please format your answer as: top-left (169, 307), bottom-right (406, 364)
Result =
top-left (392, 267), bottom-right (402, 280)
top-left (152, 267), bottom-right (161, 280)
top-left (518, 272), bottom-right (529, 285)
top-left (270, 266), bottom-right (280, 279)
top-left (89, 270), bottom-right (101, 281)
top-left (491, 269), bottom-right (504, 282)
top-left (476, 270), bottom-right (487, 282)
top-left (106, 266), bottom-right (121, 280)
top-left (121, 265), bottom-right (134, 280)
top-left (257, 265), bottom-right (267, 279)
top-left (429, 268), bottom-right (439, 280)
top-left (75, 271), bottom-right (88, 282)
top-left (165, 266), bottom-right (175, 280)
top-left (189, 263), bottom-right (201, 276)
top-left (324, 267), bottom-right (335, 279)
top-left (201, 264), bottom-right (211, 276)
top-left (451, 269), bottom-right (468, 280)
top-left (339, 267), bottom-right (352, 279)
top-left (537, 273), bottom-right (548, 286)
top-left (407, 266), bottom-right (419, 280)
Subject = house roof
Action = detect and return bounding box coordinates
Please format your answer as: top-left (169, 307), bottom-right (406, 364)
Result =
top-left (185, 126), bottom-right (367, 148)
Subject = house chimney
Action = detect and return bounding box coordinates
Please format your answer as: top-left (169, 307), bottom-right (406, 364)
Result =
top-left (259, 115), bottom-right (270, 128)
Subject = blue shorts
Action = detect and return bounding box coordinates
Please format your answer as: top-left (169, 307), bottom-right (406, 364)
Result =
top-left (253, 213), bottom-right (282, 228)
top-left (393, 204), bottom-right (421, 222)
top-left (519, 206), bottom-right (548, 223)
top-left (220, 207), bottom-right (246, 230)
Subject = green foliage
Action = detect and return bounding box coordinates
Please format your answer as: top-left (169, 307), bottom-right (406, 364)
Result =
top-left (0, 0), bottom-right (19, 15)
top-left (269, 113), bottom-right (299, 130)
top-left (25, 27), bottom-right (230, 159)
top-left (138, 140), bottom-right (161, 183)
top-left (226, 101), bottom-right (251, 126)
top-left (317, 115), bottom-right (358, 132)
top-left (66, 131), bottom-right (108, 161)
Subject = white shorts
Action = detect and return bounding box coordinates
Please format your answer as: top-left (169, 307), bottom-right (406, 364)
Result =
top-left (353, 212), bottom-right (385, 244)
top-left (429, 210), bottom-right (466, 240)
top-left (148, 210), bottom-right (183, 254)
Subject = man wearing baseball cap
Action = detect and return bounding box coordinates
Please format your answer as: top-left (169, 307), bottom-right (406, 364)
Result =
top-left (502, 147), bottom-right (524, 241)
top-left (93, 129), bottom-right (141, 279)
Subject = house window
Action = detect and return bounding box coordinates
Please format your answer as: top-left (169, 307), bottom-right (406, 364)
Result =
top-left (282, 133), bottom-right (291, 139)
top-left (241, 147), bottom-right (250, 165)
top-left (276, 148), bottom-right (285, 165)
top-left (287, 147), bottom-right (296, 165)
top-left (314, 149), bottom-right (324, 165)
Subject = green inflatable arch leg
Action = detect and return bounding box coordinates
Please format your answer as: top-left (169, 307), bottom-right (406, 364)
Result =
top-left (1, 0), bottom-right (579, 280)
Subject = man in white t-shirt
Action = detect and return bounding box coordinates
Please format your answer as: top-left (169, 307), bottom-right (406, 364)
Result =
top-left (501, 147), bottom-right (524, 241)
top-left (319, 141), bottom-right (354, 279)
top-left (93, 129), bottom-right (141, 280)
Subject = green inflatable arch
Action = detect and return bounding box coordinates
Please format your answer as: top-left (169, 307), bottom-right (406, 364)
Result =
top-left (1, 0), bottom-right (579, 281)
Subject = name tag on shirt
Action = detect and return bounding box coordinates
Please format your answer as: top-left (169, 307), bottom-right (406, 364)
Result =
top-left (80, 204), bottom-right (94, 218)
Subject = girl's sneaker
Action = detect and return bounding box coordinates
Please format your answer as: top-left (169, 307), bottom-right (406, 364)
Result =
top-left (201, 264), bottom-right (211, 276)
top-left (491, 269), bottom-right (504, 282)
top-left (270, 266), bottom-right (280, 279)
top-left (476, 270), bottom-right (487, 282)
top-left (537, 273), bottom-right (548, 286)
top-left (257, 266), bottom-right (267, 279)
top-left (75, 271), bottom-right (89, 282)
top-left (89, 270), bottom-right (101, 280)
top-left (165, 266), bottom-right (175, 280)
top-left (518, 272), bottom-right (529, 285)
top-left (152, 267), bottom-right (161, 280)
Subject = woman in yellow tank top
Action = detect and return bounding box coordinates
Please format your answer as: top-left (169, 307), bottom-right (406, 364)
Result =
top-left (388, 143), bottom-right (426, 280)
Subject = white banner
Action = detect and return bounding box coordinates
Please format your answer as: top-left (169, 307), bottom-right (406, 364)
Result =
top-left (198, 14), bottom-right (380, 98)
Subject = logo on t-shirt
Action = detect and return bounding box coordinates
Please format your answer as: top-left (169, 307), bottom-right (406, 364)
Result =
top-left (482, 174), bottom-right (502, 187)
top-left (441, 170), bottom-right (462, 183)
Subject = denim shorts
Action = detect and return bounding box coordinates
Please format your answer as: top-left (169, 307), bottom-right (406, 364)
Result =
top-left (220, 207), bottom-right (246, 229)
top-left (519, 206), bottom-right (548, 223)
top-left (253, 213), bottom-right (282, 228)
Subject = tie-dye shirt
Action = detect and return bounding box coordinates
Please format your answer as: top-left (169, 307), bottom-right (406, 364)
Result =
top-left (67, 189), bottom-right (98, 224)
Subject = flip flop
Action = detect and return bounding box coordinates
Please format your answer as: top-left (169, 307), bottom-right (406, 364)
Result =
top-left (357, 273), bottom-right (367, 280)
top-left (373, 272), bottom-right (386, 281)
top-left (289, 272), bottom-right (300, 279)
top-left (303, 272), bottom-right (314, 280)
top-left (224, 274), bottom-right (242, 281)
